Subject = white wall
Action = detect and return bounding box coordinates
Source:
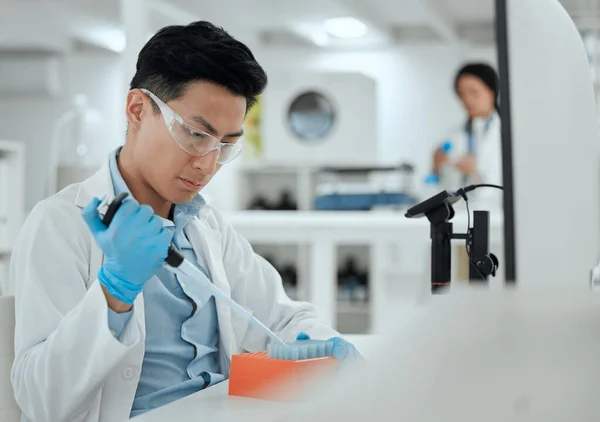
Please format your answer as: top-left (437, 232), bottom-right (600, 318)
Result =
top-left (63, 53), bottom-right (124, 163)
top-left (0, 86), bottom-right (66, 210)
top-left (0, 51), bottom-right (122, 209)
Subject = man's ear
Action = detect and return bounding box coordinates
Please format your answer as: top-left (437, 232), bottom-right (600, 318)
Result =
top-left (125, 90), bottom-right (146, 132)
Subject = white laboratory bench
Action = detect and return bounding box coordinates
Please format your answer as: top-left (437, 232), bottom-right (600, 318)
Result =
top-left (132, 334), bottom-right (380, 422)
top-left (224, 210), bottom-right (505, 334)
top-left (131, 381), bottom-right (287, 422)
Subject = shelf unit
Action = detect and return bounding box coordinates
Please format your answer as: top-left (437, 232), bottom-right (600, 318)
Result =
top-left (236, 160), bottom-right (416, 212)
top-left (226, 210), bottom-right (506, 335)
top-left (236, 161), bottom-right (316, 211)
top-left (0, 140), bottom-right (25, 295)
top-left (251, 241), bottom-right (372, 334)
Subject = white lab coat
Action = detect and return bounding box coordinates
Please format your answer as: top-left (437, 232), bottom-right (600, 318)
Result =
top-left (10, 161), bottom-right (339, 422)
top-left (438, 111), bottom-right (503, 208)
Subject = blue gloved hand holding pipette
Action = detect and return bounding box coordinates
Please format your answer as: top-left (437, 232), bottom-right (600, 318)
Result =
top-left (82, 196), bottom-right (172, 305)
top-left (296, 332), bottom-right (362, 361)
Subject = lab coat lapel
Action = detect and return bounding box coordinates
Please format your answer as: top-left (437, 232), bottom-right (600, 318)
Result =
top-left (185, 218), bottom-right (235, 360)
top-left (74, 162), bottom-right (114, 209)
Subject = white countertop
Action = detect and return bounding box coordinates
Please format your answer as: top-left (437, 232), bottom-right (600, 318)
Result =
top-left (223, 210), bottom-right (504, 229)
top-left (221, 210), bottom-right (504, 244)
top-left (131, 381), bottom-right (292, 422)
top-left (130, 335), bottom-right (381, 422)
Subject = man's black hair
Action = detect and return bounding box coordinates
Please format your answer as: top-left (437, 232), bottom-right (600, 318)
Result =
top-left (130, 21), bottom-right (267, 112)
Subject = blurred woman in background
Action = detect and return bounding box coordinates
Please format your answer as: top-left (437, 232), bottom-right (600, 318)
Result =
top-left (432, 62), bottom-right (502, 203)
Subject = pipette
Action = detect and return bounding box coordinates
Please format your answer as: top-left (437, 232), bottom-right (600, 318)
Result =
top-left (101, 192), bottom-right (289, 348)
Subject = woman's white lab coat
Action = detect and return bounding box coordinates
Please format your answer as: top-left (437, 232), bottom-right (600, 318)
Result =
top-left (438, 111), bottom-right (503, 207)
top-left (10, 162), bottom-right (339, 422)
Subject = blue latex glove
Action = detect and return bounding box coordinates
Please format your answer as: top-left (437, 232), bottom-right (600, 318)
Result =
top-left (296, 332), bottom-right (362, 361)
top-left (81, 197), bottom-right (172, 304)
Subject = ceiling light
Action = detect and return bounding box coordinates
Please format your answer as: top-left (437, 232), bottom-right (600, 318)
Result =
top-left (323, 17), bottom-right (368, 39)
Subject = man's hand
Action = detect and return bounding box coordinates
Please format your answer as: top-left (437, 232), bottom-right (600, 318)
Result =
top-left (81, 196), bottom-right (172, 306)
top-left (455, 154), bottom-right (477, 176)
top-left (296, 332), bottom-right (362, 361)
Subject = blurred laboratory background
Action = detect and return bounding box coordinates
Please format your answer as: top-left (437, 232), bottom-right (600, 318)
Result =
top-left (0, 0), bottom-right (598, 335)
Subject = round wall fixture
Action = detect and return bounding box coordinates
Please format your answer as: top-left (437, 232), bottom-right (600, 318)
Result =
top-left (287, 91), bottom-right (336, 142)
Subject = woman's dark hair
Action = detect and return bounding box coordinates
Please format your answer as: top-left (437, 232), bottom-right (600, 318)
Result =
top-left (454, 62), bottom-right (499, 111)
top-left (129, 21), bottom-right (267, 112)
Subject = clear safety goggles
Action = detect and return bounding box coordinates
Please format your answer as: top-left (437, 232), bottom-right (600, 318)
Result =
top-left (141, 89), bottom-right (244, 165)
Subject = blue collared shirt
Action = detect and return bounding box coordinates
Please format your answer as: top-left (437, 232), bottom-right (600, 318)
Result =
top-left (105, 147), bottom-right (225, 417)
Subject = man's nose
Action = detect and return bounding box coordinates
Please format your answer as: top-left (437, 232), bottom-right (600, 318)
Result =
top-left (191, 149), bottom-right (218, 174)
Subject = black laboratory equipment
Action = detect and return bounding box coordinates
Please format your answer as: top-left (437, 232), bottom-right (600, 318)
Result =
top-left (280, 263), bottom-right (298, 287)
top-left (280, 263), bottom-right (298, 300)
top-left (258, 252), bottom-right (298, 299)
top-left (248, 195), bottom-right (270, 210)
top-left (248, 190), bottom-right (298, 211)
top-left (275, 190), bottom-right (298, 211)
top-left (405, 185), bottom-right (502, 293)
top-left (337, 256), bottom-right (369, 302)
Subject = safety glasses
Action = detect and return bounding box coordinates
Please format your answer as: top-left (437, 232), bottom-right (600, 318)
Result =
top-left (141, 89), bottom-right (244, 165)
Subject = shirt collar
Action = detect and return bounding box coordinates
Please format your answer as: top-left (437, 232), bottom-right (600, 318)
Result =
top-left (108, 147), bottom-right (131, 197)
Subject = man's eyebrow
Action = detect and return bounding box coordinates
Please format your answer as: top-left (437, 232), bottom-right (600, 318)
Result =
top-left (191, 115), bottom-right (244, 138)
top-left (225, 128), bottom-right (244, 138)
top-left (191, 115), bottom-right (217, 135)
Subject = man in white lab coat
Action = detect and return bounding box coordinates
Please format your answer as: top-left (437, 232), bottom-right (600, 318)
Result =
top-left (10, 21), bottom-right (358, 422)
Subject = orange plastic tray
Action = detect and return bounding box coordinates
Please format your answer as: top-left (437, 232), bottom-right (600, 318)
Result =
top-left (228, 351), bottom-right (338, 401)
